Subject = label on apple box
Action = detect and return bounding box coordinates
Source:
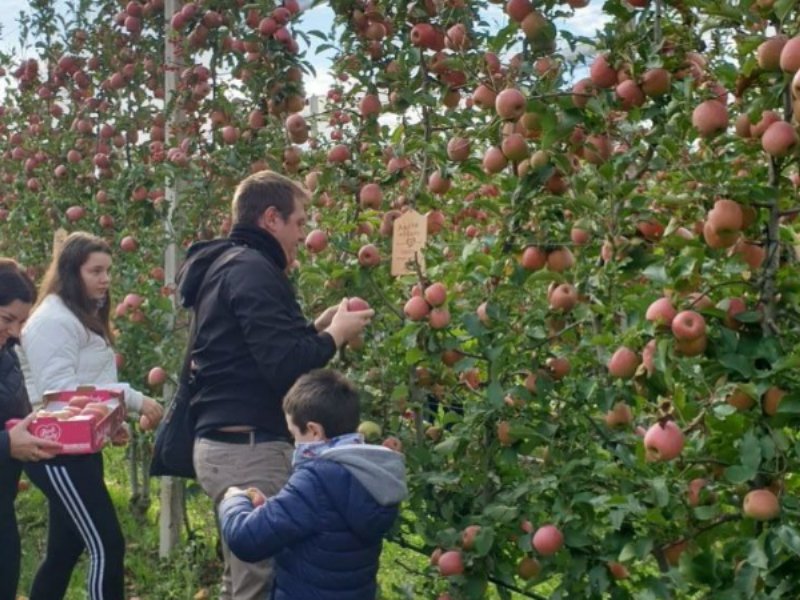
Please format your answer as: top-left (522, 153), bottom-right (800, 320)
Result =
top-left (391, 210), bottom-right (427, 276)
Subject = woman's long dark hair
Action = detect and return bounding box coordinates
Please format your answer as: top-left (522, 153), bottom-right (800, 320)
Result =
top-left (0, 259), bottom-right (37, 307)
top-left (37, 232), bottom-right (114, 343)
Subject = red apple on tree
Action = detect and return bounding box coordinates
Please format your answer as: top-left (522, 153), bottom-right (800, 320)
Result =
top-left (517, 556), bottom-right (540, 580)
top-left (644, 420), bottom-right (684, 461)
top-left (671, 310), bottom-right (706, 341)
top-left (461, 525), bottom-right (481, 550)
top-left (437, 550), bottom-right (464, 576)
top-left (120, 236), bottom-right (138, 253)
top-left (404, 296), bottom-right (430, 321)
top-left (495, 88), bottom-right (526, 120)
top-left (607, 346), bottom-right (640, 379)
top-left (743, 489), bottom-right (780, 520)
top-left (147, 366), bottom-right (167, 387)
top-left (604, 402), bottom-right (633, 427)
top-left (305, 229), bottom-right (328, 254)
top-left (520, 246), bottom-right (547, 271)
top-left (646, 297), bottom-right (677, 328)
top-left (532, 525), bottom-right (564, 555)
top-left (357, 244), bottom-right (380, 267)
top-left (424, 283), bottom-right (447, 307)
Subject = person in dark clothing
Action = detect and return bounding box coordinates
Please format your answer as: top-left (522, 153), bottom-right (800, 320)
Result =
top-left (181, 170), bottom-right (374, 600)
top-left (0, 259), bottom-right (61, 600)
top-left (219, 369), bottom-right (407, 600)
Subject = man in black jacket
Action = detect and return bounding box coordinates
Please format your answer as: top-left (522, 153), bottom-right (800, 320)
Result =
top-left (178, 171), bottom-right (374, 600)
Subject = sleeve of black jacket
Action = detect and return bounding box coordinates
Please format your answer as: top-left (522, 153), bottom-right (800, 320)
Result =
top-left (0, 430), bottom-right (11, 466)
top-left (227, 265), bottom-right (337, 393)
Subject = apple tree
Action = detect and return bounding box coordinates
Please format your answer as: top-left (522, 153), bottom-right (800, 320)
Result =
top-left (1, 0), bottom-right (800, 598)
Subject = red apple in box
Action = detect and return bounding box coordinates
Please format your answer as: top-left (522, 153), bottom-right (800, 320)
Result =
top-left (68, 395), bottom-right (94, 408)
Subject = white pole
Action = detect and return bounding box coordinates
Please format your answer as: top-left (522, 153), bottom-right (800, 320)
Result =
top-left (159, 0), bottom-right (186, 558)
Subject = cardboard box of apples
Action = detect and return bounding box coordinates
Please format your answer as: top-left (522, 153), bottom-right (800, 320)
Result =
top-left (5, 386), bottom-right (126, 454)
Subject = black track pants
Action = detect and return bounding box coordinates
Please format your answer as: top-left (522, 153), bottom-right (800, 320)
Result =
top-left (25, 453), bottom-right (125, 600)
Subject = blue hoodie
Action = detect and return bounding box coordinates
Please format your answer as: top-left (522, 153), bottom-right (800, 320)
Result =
top-left (219, 443), bottom-right (407, 600)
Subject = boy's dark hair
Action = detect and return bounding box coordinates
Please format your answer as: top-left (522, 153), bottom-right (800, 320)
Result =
top-left (283, 369), bottom-right (360, 439)
top-left (231, 170), bottom-right (308, 226)
top-left (0, 259), bottom-right (37, 306)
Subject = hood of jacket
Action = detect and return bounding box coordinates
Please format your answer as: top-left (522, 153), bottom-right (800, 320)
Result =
top-left (176, 239), bottom-right (235, 309)
top-left (321, 444), bottom-right (407, 505)
top-left (313, 445), bottom-right (406, 541)
top-left (177, 225), bottom-right (288, 309)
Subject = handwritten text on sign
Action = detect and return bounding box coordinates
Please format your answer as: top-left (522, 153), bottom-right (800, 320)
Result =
top-left (391, 210), bottom-right (427, 276)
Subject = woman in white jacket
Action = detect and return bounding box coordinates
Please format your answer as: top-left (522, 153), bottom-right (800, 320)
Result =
top-left (19, 232), bottom-right (163, 600)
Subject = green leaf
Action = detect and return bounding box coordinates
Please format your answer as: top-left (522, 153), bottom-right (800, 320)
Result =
top-left (740, 431), bottom-right (762, 470)
top-left (564, 528), bottom-right (593, 548)
top-left (619, 538), bottom-right (653, 561)
top-left (733, 562), bottom-right (759, 597)
top-left (771, 353), bottom-right (800, 373)
top-left (486, 381), bottom-right (504, 408)
top-left (724, 465), bottom-right (756, 484)
top-left (693, 505), bottom-right (719, 521)
top-left (651, 478), bottom-right (669, 508)
top-left (483, 504), bottom-right (519, 523)
top-left (462, 313), bottom-right (485, 338)
top-left (718, 354), bottom-right (754, 378)
top-left (434, 436), bottom-right (460, 456)
top-left (473, 526), bottom-right (495, 557)
top-left (777, 525), bottom-right (800, 556)
top-left (306, 29), bottom-right (328, 41)
top-left (642, 264), bottom-right (668, 284)
top-left (775, 0), bottom-right (797, 21)
top-left (389, 387), bottom-right (408, 406)
top-left (313, 43), bottom-right (336, 55)
top-left (746, 537), bottom-right (768, 569)
top-left (777, 395), bottom-right (800, 414)
top-left (733, 311), bottom-right (762, 324)
top-left (404, 348), bottom-right (425, 366)
top-left (684, 551), bottom-right (718, 586)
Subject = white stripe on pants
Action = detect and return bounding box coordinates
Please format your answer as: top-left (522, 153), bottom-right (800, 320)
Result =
top-left (45, 464), bottom-right (106, 599)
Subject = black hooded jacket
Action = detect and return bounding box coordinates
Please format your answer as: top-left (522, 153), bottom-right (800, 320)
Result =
top-left (177, 225), bottom-right (337, 438)
top-left (0, 342), bottom-right (31, 465)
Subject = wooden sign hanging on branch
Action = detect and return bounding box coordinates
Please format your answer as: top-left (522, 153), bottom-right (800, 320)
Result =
top-left (391, 210), bottom-right (427, 276)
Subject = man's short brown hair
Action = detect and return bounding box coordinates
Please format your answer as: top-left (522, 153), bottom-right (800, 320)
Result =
top-left (283, 369), bottom-right (360, 439)
top-left (231, 170), bottom-right (309, 226)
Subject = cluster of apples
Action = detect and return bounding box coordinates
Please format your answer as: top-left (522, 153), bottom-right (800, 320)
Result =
top-left (403, 282), bottom-right (450, 329)
top-left (432, 521), bottom-right (566, 583)
top-left (37, 395), bottom-right (113, 422)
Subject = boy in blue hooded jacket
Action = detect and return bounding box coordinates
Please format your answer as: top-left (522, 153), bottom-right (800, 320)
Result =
top-left (219, 369), bottom-right (407, 600)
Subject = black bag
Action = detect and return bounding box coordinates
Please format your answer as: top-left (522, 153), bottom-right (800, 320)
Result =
top-left (149, 245), bottom-right (244, 479)
top-left (149, 315), bottom-right (199, 479)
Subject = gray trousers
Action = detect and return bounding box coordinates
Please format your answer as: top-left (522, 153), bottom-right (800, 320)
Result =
top-left (193, 437), bottom-right (293, 600)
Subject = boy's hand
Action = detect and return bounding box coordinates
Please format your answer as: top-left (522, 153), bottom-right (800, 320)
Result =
top-left (223, 486), bottom-right (266, 507)
top-left (223, 486), bottom-right (248, 501)
top-left (245, 487), bottom-right (267, 507)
